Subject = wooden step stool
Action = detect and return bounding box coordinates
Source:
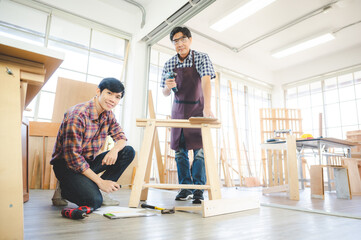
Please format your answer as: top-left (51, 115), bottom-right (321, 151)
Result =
top-left (128, 118), bottom-right (222, 208)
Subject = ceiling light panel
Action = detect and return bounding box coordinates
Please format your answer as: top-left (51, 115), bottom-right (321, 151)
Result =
top-left (271, 33), bottom-right (335, 58)
top-left (210, 0), bottom-right (276, 32)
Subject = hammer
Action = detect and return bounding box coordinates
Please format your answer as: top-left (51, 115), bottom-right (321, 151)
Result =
top-left (140, 203), bottom-right (175, 214)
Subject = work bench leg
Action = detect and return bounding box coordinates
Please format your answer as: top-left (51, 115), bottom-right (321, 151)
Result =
top-left (201, 124), bottom-right (221, 200)
top-left (129, 120), bottom-right (156, 208)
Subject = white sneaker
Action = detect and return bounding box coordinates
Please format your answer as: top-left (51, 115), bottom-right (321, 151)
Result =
top-left (52, 181), bottom-right (68, 206)
top-left (101, 191), bottom-right (120, 206)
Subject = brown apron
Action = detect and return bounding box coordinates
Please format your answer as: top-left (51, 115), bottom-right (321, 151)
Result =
top-left (171, 50), bottom-right (204, 151)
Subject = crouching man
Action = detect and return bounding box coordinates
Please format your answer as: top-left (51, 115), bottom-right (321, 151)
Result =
top-left (50, 77), bottom-right (135, 210)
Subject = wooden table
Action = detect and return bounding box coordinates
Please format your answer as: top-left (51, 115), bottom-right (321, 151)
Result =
top-left (262, 137), bottom-right (357, 191)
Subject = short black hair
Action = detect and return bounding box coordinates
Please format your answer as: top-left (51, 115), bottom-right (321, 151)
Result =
top-left (98, 77), bottom-right (125, 98)
top-left (170, 26), bottom-right (192, 41)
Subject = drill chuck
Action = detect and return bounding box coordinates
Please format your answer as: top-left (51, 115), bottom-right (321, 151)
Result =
top-left (61, 208), bottom-right (86, 219)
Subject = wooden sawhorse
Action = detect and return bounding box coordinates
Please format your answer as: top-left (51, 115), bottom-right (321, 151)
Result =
top-left (129, 118), bottom-right (222, 208)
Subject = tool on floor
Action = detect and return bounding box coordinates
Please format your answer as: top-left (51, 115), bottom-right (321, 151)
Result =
top-left (140, 203), bottom-right (175, 214)
top-left (165, 72), bottom-right (178, 93)
top-left (61, 205), bottom-right (94, 219)
top-left (77, 206), bottom-right (94, 214)
top-left (61, 208), bottom-right (87, 219)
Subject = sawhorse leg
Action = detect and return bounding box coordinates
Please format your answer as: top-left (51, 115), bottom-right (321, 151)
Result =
top-left (129, 120), bottom-right (156, 208)
top-left (202, 124), bottom-right (221, 200)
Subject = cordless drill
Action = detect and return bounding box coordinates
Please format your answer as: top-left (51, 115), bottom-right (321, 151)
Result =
top-left (61, 206), bottom-right (94, 220)
top-left (165, 72), bottom-right (178, 93)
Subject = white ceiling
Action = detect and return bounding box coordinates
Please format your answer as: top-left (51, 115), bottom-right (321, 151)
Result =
top-left (156, 0), bottom-right (361, 73)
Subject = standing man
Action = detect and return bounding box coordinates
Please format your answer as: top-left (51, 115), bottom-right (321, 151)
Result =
top-left (161, 26), bottom-right (216, 204)
top-left (51, 77), bottom-right (135, 210)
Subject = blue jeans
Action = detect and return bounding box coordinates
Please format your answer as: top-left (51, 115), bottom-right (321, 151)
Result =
top-left (53, 146), bottom-right (135, 209)
top-left (175, 131), bottom-right (206, 188)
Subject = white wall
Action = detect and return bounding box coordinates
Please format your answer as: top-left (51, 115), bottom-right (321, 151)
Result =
top-left (122, 40), bottom-right (150, 150)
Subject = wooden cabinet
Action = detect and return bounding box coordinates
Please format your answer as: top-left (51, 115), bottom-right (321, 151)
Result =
top-left (22, 118), bottom-right (29, 202)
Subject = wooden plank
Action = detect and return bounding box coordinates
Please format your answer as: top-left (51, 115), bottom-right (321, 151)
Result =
top-left (228, 80), bottom-right (243, 186)
top-left (201, 124), bottom-right (222, 200)
top-left (0, 53), bottom-right (44, 68)
top-left (310, 165), bottom-right (324, 199)
top-left (128, 120), bottom-right (156, 207)
top-left (343, 158), bottom-right (361, 195)
top-left (20, 71), bottom-right (44, 85)
top-left (43, 137), bottom-right (56, 189)
top-left (201, 197), bottom-right (259, 218)
top-left (0, 62), bottom-right (23, 239)
top-left (52, 77), bottom-right (97, 122)
top-left (137, 118), bottom-right (221, 128)
top-left (175, 206), bottom-right (202, 211)
top-left (278, 150), bottom-right (284, 185)
top-left (30, 150), bottom-right (40, 189)
top-left (267, 150), bottom-right (273, 187)
top-left (286, 135), bottom-right (299, 201)
top-left (140, 136), bottom-right (155, 201)
top-left (20, 81), bottom-right (28, 119)
top-left (262, 184), bottom-right (289, 194)
top-left (284, 150), bottom-right (288, 184)
top-left (148, 90), bottom-right (164, 183)
top-left (273, 150), bottom-right (278, 185)
top-left (189, 117), bottom-right (219, 124)
top-left (143, 184), bottom-right (211, 189)
top-left (29, 122), bottom-right (61, 137)
top-left (220, 148), bottom-right (233, 187)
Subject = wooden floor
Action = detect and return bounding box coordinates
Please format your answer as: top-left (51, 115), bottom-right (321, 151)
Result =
top-left (24, 188), bottom-right (361, 240)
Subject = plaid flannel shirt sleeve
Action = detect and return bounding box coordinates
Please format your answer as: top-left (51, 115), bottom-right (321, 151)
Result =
top-left (108, 112), bottom-right (127, 142)
top-left (62, 117), bottom-right (90, 173)
top-left (198, 53), bottom-right (216, 79)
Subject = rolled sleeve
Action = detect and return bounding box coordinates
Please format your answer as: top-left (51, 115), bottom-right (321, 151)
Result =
top-left (62, 117), bottom-right (90, 173)
top-left (160, 64), bottom-right (170, 88)
top-left (199, 54), bottom-right (216, 79)
top-left (108, 114), bottom-right (127, 142)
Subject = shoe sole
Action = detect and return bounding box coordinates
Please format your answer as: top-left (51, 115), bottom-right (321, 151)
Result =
top-left (175, 195), bottom-right (193, 201)
top-left (192, 199), bottom-right (203, 204)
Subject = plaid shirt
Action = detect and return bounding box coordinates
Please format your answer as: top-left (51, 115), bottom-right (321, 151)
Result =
top-left (160, 50), bottom-right (216, 88)
top-left (50, 98), bottom-right (127, 173)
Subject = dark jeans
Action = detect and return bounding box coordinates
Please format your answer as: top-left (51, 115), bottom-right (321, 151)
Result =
top-left (175, 131), bottom-right (206, 190)
top-left (53, 146), bottom-right (135, 209)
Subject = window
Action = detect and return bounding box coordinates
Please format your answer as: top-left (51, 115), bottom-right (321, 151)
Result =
top-left (285, 66), bottom-right (361, 139)
top-left (0, 0), bottom-right (128, 124)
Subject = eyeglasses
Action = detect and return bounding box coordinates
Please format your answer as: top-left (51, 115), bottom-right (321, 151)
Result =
top-left (172, 36), bottom-right (188, 45)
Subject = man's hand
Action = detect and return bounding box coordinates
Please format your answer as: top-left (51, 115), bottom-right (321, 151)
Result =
top-left (203, 108), bottom-right (215, 118)
top-left (101, 139), bottom-right (126, 165)
top-left (165, 78), bottom-right (177, 90)
top-left (98, 179), bottom-right (120, 193)
top-left (102, 149), bottom-right (118, 165)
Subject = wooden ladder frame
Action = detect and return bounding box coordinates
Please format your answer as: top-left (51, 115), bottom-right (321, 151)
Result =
top-left (129, 118), bottom-right (222, 208)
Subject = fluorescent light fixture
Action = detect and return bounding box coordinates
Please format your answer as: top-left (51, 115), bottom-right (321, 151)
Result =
top-left (210, 0), bottom-right (276, 32)
top-left (271, 33), bottom-right (335, 59)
